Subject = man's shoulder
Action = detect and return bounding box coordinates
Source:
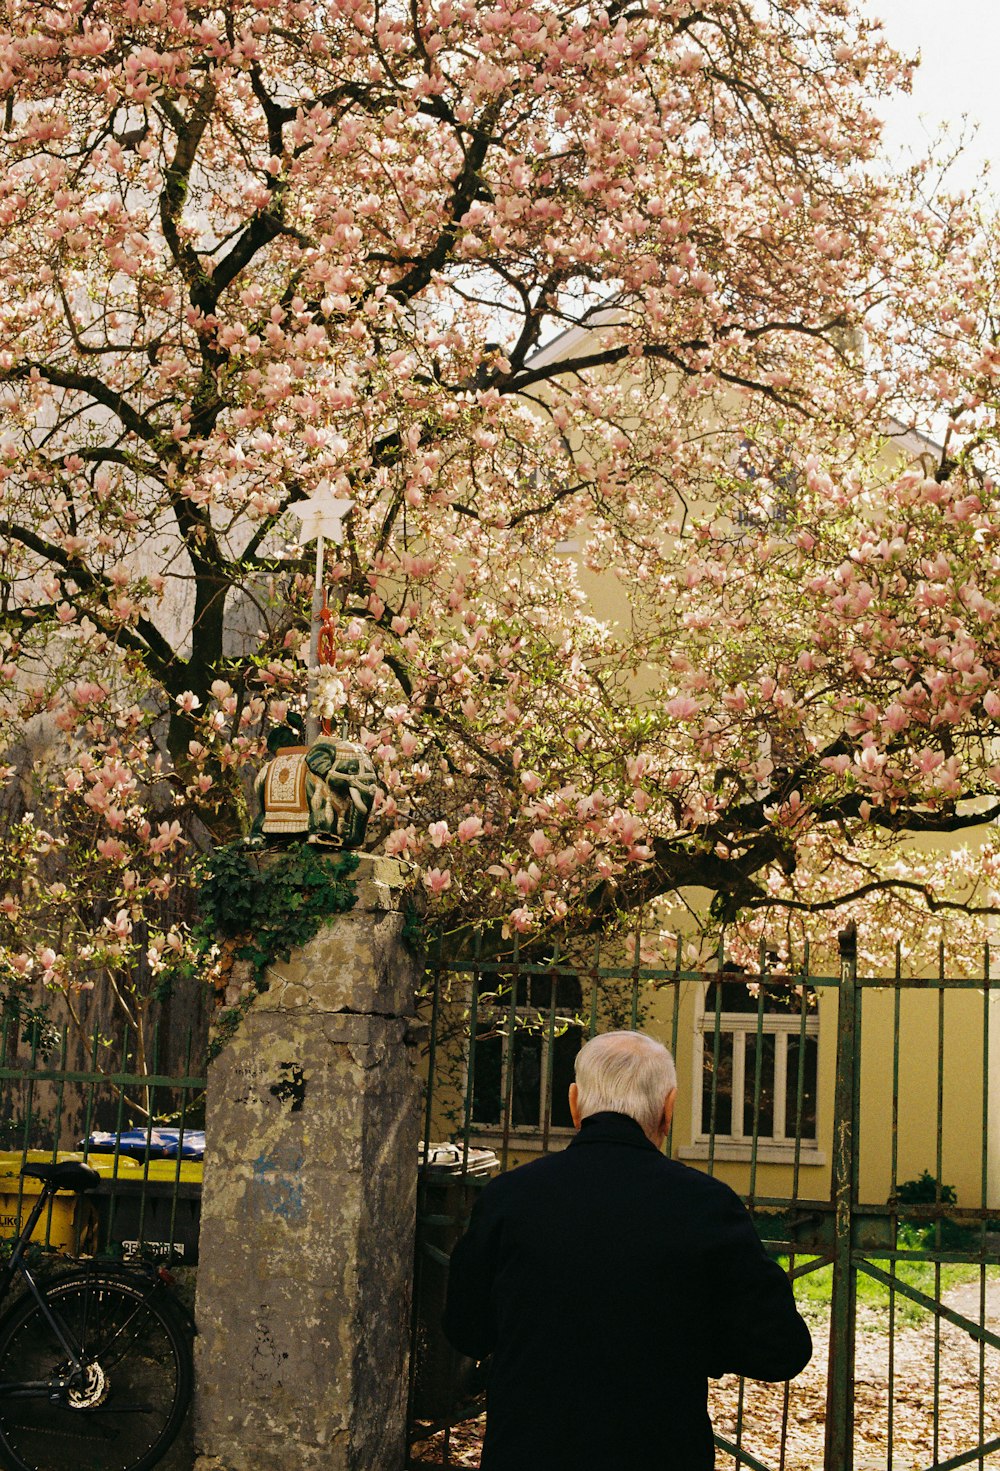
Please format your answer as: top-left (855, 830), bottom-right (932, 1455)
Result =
top-left (658, 1155), bottom-right (748, 1215)
top-left (479, 1142), bottom-right (743, 1208)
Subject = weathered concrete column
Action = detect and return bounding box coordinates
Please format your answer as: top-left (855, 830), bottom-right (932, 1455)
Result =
top-left (193, 854), bottom-right (421, 1471)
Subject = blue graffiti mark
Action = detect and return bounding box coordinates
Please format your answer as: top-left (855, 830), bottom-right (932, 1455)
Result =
top-left (273, 1176), bottom-right (305, 1221)
top-left (250, 1150), bottom-right (306, 1222)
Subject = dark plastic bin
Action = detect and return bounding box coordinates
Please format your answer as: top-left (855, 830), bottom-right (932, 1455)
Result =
top-left (412, 1142), bottom-right (499, 1421)
top-left (94, 1160), bottom-right (203, 1265)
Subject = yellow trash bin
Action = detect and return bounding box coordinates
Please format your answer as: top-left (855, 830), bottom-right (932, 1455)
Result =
top-left (0, 1150), bottom-right (141, 1255)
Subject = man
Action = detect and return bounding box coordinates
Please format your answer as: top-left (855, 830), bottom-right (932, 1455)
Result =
top-left (443, 1030), bottom-right (811, 1470)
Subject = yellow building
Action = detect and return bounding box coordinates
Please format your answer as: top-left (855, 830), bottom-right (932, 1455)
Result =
top-left (425, 315), bottom-right (1000, 1218)
top-left (424, 938), bottom-right (1000, 1217)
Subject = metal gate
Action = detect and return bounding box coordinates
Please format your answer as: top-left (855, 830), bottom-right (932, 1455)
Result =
top-left (408, 927), bottom-right (1000, 1471)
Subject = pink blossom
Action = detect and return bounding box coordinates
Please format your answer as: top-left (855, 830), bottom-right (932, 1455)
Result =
top-left (175, 691), bottom-right (201, 714)
top-left (104, 910), bottom-right (133, 940)
top-left (821, 754), bottom-right (851, 778)
top-left (882, 703), bottom-right (909, 735)
top-left (148, 820), bottom-right (183, 854)
top-left (457, 815), bottom-right (484, 842)
top-left (423, 867), bottom-right (452, 895)
top-left (514, 866), bottom-right (540, 897)
top-left (613, 812), bottom-right (645, 846)
top-left (428, 821), bottom-right (450, 848)
top-left (109, 595), bottom-right (140, 622)
top-left (72, 682), bottom-right (106, 707)
top-left (97, 837), bottom-right (126, 861)
top-left (665, 695), bottom-right (701, 720)
top-left (914, 749), bottom-right (943, 776)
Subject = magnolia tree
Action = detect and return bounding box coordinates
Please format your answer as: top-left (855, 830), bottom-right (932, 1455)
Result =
top-left (0, 0), bottom-right (995, 1041)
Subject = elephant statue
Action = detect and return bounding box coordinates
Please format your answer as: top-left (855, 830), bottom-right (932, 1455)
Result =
top-left (252, 731), bottom-right (378, 848)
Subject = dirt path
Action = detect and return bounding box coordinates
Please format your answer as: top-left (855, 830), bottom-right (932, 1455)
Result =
top-left (411, 1281), bottom-right (1000, 1469)
top-left (710, 1277), bottom-right (1000, 1471)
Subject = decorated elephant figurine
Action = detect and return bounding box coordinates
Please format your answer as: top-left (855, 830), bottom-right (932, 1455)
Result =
top-left (252, 733), bottom-right (378, 848)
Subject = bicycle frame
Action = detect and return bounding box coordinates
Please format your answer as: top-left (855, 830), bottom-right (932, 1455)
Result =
top-left (0, 1181), bottom-right (88, 1391)
top-left (0, 1175), bottom-right (190, 1407)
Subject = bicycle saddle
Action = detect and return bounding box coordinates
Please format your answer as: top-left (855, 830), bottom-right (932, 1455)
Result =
top-left (20, 1161), bottom-right (102, 1193)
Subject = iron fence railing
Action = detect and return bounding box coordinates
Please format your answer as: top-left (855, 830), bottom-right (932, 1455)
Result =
top-left (0, 1016), bottom-right (207, 1267)
top-left (408, 928), bottom-right (1000, 1471)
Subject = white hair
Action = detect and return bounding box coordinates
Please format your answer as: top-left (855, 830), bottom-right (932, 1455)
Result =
top-left (574, 1031), bottom-right (677, 1137)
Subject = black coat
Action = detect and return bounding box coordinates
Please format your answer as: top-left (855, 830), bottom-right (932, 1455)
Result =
top-left (443, 1111), bottom-right (811, 1471)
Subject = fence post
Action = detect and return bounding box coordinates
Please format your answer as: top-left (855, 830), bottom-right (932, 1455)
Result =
top-left (193, 854), bottom-right (421, 1471)
top-left (824, 921), bottom-right (858, 1471)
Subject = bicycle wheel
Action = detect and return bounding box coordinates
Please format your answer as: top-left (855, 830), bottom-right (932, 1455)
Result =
top-left (0, 1270), bottom-right (193, 1471)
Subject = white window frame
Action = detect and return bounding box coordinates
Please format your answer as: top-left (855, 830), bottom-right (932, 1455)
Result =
top-left (679, 982), bottom-right (825, 1165)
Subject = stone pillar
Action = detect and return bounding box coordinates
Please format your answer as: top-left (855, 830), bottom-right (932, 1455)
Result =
top-left (193, 854), bottom-right (421, 1471)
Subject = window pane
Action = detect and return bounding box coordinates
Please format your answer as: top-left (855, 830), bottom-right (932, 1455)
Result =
top-left (548, 1026), bottom-right (582, 1129)
top-left (556, 973), bottom-right (583, 1010)
top-left (701, 1031), bottom-right (733, 1136)
top-left (528, 973), bottom-right (551, 1009)
top-left (743, 1033), bottom-right (776, 1138)
top-left (524, 970), bottom-right (582, 1012)
top-left (510, 1032), bottom-right (542, 1127)
top-left (785, 1034), bottom-right (818, 1141)
top-left (471, 1028), bottom-right (502, 1125)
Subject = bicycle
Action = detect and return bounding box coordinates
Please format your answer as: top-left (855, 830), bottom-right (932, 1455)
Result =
top-left (0, 1158), bottom-right (195, 1471)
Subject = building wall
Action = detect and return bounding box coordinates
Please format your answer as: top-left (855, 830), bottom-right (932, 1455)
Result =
top-left (425, 961), bottom-right (1000, 1213)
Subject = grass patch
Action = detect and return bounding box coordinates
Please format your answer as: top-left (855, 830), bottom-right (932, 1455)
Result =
top-left (786, 1258), bottom-right (992, 1328)
top-left (781, 1227), bottom-right (999, 1329)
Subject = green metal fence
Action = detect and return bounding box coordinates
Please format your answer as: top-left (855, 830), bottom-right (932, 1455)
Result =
top-left (408, 927), bottom-right (1000, 1471)
top-left (0, 1015), bottom-right (207, 1266)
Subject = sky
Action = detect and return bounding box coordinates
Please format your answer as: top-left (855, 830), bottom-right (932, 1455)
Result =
top-left (867, 0), bottom-right (1000, 195)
